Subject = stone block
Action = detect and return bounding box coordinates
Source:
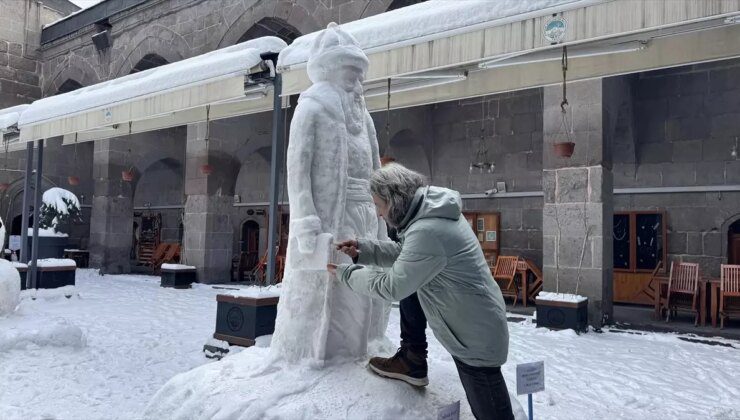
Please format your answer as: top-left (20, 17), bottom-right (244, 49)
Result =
top-left (634, 98), bottom-right (667, 122)
top-left (543, 203), bottom-right (603, 238)
top-left (557, 235), bottom-right (593, 268)
top-left (678, 72), bottom-right (708, 95)
top-left (542, 235), bottom-right (555, 267)
top-left (8, 42), bottom-right (22, 56)
top-left (705, 91), bottom-right (740, 115)
top-left (588, 166), bottom-right (612, 203)
top-left (522, 208), bottom-right (543, 230)
top-left (702, 232), bottom-right (721, 257)
top-left (502, 229), bottom-right (529, 249)
top-left (668, 231), bottom-right (687, 254)
top-left (711, 113), bottom-right (740, 137)
top-left (556, 168), bottom-right (588, 203)
top-left (637, 141), bottom-right (671, 164)
top-left (709, 66), bottom-right (740, 92)
top-left (671, 207), bottom-right (718, 232)
top-left (701, 137), bottom-right (735, 162)
top-left (512, 113), bottom-right (536, 134)
top-left (679, 116), bottom-right (710, 141)
top-left (687, 232), bottom-right (703, 255)
top-left (671, 140), bottom-right (702, 163)
top-left (0, 41), bottom-right (6, 53)
top-left (501, 209), bottom-right (522, 230)
top-left (9, 55), bottom-right (36, 72)
top-left (694, 161), bottom-right (725, 185)
top-left (527, 230), bottom-right (543, 250)
top-left (661, 162), bottom-right (695, 187)
top-left (726, 161), bottom-right (740, 184)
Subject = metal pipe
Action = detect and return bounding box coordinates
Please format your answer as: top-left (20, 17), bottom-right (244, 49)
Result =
top-left (29, 139), bottom-right (43, 289)
top-left (460, 185), bottom-right (740, 200)
top-left (265, 75), bottom-right (284, 285)
top-left (19, 142), bottom-right (33, 266)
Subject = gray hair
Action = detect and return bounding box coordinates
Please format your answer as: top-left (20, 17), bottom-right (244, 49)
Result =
top-left (370, 163), bottom-right (426, 227)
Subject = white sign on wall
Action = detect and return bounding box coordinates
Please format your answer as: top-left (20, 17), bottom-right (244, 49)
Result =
top-left (9, 235), bottom-right (21, 251)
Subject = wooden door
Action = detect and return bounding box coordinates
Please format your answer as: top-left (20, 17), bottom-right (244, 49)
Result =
top-left (730, 233), bottom-right (740, 265)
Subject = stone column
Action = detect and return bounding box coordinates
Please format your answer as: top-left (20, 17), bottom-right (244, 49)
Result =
top-left (542, 79), bottom-right (614, 327)
top-left (89, 139), bottom-right (134, 274)
top-left (182, 122), bottom-right (233, 283)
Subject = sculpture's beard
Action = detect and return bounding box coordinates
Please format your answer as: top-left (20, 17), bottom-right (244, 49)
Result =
top-left (339, 83), bottom-right (365, 135)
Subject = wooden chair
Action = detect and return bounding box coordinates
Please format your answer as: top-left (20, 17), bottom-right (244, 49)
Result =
top-left (649, 261), bottom-right (664, 307)
top-left (720, 264), bottom-right (740, 329)
top-left (664, 261), bottom-right (700, 325)
top-left (147, 243), bottom-right (169, 270)
top-left (493, 256), bottom-right (520, 307)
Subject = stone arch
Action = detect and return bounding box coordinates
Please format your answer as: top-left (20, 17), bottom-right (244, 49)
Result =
top-left (387, 0), bottom-right (427, 11)
top-left (130, 53), bottom-right (169, 74)
top-left (721, 213), bottom-right (740, 263)
top-left (133, 157), bottom-right (184, 208)
top-left (1, 176), bottom-right (58, 235)
top-left (44, 53), bottom-right (100, 96)
top-left (237, 17), bottom-right (301, 44)
top-left (386, 129), bottom-right (431, 176)
top-left (217, 1), bottom-right (315, 48)
top-left (57, 79), bottom-right (83, 94)
top-left (112, 25), bottom-right (189, 78)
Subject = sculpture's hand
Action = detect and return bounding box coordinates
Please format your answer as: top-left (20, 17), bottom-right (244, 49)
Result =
top-left (327, 263), bottom-right (338, 276)
top-left (335, 239), bottom-right (359, 259)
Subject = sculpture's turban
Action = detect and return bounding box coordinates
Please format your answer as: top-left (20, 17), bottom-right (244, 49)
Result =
top-left (307, 22), bottom-right (369, 83)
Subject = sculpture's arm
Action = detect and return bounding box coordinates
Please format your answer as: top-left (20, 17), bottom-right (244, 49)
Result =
top-left (287, 100), bottom-right (321, 253)
top-left (336, 229), bottom-right (446, 301)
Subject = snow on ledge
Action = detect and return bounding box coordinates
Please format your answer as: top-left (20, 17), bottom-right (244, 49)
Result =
top-left (19, 36), bottom-right (287, 127)
top-left (34, 258), bottom-right (77, 268)
top-left (0, 104), bottom-right (29, 131)
top-left (10, 262), bottom-right (28, 269)
top-left (219, 285), bottom-right (281, 299)
top-left (537, 291), bottom-right (587, 303)
top-left (277, 0), bottom-right (593, 69)
top-left (161, 264), bottom-right (196, 271)
top-left (27, 227), bottom-right (69, 238)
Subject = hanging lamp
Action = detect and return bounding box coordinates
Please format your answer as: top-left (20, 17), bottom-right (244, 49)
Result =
top-left (199, 105), bottom-right (213, 176)
top-left (379, 78), bottom-right (395, 167)
top-left (469, 98), bottom-right (494, 173)
top-left (68, 132), bottom-right (80, 186)
top-left (122, 122), bottom-right (134, 181)
top-left (554, 45), bottom-right (575, 158)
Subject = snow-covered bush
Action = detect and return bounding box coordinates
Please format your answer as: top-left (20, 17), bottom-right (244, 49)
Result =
top-left (39, 188), bottom-right (81, 234)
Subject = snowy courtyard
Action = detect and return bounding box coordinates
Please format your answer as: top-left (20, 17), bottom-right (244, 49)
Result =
top-left (0, 270), bottom-right (738, 419)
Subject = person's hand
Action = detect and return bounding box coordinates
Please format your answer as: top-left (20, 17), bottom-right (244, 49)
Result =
top-left (335, 239), bottom-right (358, 259)
top-left (327, 264), bottom-right (338, 276)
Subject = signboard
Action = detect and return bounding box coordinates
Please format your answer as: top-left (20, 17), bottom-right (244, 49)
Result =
top-left (517, 361), bottom-right (545, 395)
top-left (485, 231), bottom-right (497, 242)
top-left (543, 16), bottom-right (567, 44)
top-left (9, 235), bottom-right (21, 251)
top-left (437, 401), bottom-right (460, 420)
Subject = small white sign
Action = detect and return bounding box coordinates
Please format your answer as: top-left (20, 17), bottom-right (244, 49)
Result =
top-left (9, 235), bottom-right (21, 251)
top-left (437, 401), bottom-right (460, 420)
top-left (517, 361), bottom-right (545, 395)
top-left (103, 107), bottom-right (112, 123)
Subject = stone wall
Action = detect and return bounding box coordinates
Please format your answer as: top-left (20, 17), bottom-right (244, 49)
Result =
top-left (613, 59), bottom-right (740, 276)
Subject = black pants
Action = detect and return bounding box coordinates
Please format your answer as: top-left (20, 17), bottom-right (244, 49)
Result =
top-left (400, 292), bottom-right (427, 350)
top-left (454, 358), bottom-right (515, 420)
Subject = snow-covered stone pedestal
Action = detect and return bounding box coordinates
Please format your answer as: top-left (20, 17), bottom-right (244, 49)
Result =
top-left (34, 259), bottom-right (77, 290)
top-left (0, 260), bottom-right (21, 315)
top-left (213, 290), bottom-right (280, 348)
top-left (160, 264), bottom-right (197, 289)
top-left (535, 292), bottom-right (588, 332)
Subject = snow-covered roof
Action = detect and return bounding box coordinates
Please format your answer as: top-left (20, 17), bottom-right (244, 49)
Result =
top-left (19, 36), bottom-right (287, 127)
top-left (0, 104), bottom-right (29, 132)
top-left (277, 0), bottom-right (596, 69)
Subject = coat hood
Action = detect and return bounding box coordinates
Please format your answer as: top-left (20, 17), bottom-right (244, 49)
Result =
top-left (398, 186), bottom-right (462, 231)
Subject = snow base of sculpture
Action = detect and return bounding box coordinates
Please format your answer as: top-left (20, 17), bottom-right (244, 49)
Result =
top-left (145, 337), bottom-right (526, 420)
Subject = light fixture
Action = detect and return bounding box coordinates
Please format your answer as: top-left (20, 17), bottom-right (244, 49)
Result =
top-left (469, 99), bottom-right (495, 174)
top-left (478, 40), bottom-right (649, 69)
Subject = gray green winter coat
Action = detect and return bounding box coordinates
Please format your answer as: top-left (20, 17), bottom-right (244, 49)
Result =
top-left (336, 186), bottom-right (509, 367)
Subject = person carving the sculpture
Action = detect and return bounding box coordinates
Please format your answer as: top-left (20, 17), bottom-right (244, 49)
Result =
top-left (330, 163), bottom-right (514, 420)
top-left (270, 23), bottom-right (389, 362)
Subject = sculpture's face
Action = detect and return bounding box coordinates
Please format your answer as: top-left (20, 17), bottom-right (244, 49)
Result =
top-left (336, 64), bottom-right (364, 93)
top-left (372, 194), bottom-right (390, 224)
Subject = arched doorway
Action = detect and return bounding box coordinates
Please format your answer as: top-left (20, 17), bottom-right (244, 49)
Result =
top-left (237, 17), bottom-right (301, 44)
top-left (130, 54), bottom-right (168, 74)
top-left (729, 219), bottom-right (740, 265)
top-left (57, 79), bottom-right (83, 94)
top-left (240, 220), bottom-right (260, 270)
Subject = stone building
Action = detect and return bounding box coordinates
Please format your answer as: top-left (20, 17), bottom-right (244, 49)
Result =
top-left (1, 0), bottom-right (739, 327)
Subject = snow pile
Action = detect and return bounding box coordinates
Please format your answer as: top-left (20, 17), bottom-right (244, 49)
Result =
top-left (0, 104), bottom-right (29, 131)
top-left (42, 187), bottom-right (80, 215)
top-left (0, 259), bottom-right (21, 316)
top-left (19, 37), bottom-right (287, 126)
top-left (10, 262), bottom-right (27, 269)
top-left (144, 348), bottom-right (526, 419)
top-left (537, 291), bottom-right (588, 303)
top-left (22, 285), bottom-right (77, 300)
top-left (34, 258), bottom-right (77, 268)
top-left (27, 227), bottom-right (69, 237)
top-left (0, 317), bottom-right (86, 351)
top-left (278, 0), bottom-right (592, 68)
top-left (220, 284), bottom-right (281, 299)
top-left (160, 263), bottom-right (196, 271)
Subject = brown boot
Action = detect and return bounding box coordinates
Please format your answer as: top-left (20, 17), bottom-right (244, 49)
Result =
top-left (368, 347), bottom-right (429, 387)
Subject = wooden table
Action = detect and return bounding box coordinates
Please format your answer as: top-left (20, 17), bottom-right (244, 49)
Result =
top-left (516, 262), bottom-right (531, 308)
top-left (63, 249), bottom-right (89, 268)
top-left (653, 276), bottom-right (720, 327)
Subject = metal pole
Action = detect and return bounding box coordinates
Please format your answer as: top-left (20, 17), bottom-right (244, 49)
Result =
top-left (265, 74), bottom-right (284, 285)
top-left (29, 139), bottom-right (43, 289)
top-left (20, 142), bottom-right (33, 266)
top-left (528, 394), bottom-right (534, 420)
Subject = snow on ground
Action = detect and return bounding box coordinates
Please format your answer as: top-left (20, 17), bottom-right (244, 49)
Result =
top-left (1, 270), bottom-right (739, 419)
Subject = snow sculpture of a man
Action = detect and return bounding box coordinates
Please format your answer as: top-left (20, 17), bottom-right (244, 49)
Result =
top-left (271, 23), bottom-right (390, 362)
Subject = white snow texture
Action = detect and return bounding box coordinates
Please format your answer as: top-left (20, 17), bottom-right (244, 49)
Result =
top-left (42, 187), bottom-right (80, 215)
top-left (277, 0), bottom-right (591, 68)
top-left (0, 216), bottom-right (19, 317)
top-left (270, 23), bottom-right (390, 363)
